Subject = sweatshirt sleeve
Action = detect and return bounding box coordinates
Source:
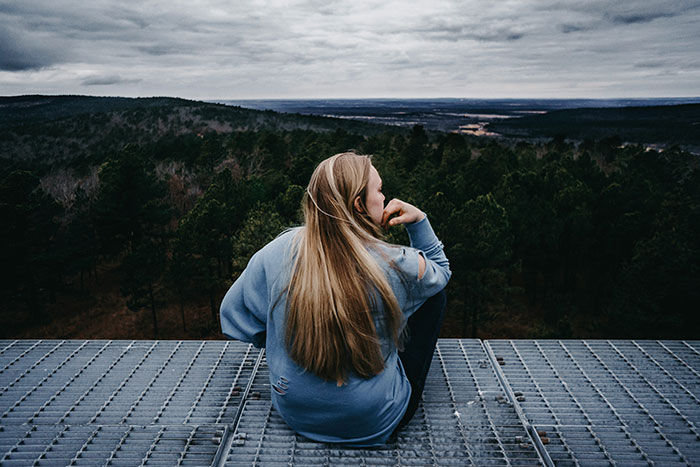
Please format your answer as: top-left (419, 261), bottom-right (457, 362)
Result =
top-left (405, 214), bottom-right (451, 297)
top-left (220, 251), bottom-right (269, 348)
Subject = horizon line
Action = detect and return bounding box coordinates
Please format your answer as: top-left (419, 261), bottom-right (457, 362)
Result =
top-left (3, 94), bottom-right (700, 101)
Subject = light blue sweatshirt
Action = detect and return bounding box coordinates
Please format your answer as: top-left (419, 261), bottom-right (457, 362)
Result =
top-left (220, 215), bottom-right (451, 446)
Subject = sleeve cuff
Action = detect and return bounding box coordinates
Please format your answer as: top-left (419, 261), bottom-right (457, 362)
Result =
top-left (405, 214), bottom-right (438, 250)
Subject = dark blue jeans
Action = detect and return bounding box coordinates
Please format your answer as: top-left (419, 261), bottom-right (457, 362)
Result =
top-left (395, 289), bottom-right (447, 431)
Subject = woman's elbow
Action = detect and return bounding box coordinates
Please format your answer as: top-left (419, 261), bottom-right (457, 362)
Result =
top-left (442, 266), bottom-right (452, 284)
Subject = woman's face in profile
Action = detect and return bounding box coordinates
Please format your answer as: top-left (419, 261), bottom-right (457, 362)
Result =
top-left (364, 164), bottom-right (385, 225)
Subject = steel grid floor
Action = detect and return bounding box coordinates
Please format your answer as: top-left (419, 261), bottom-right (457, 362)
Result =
top-left (0, 340), bottom-right (257, 466)
top-left (0, 339), bottom-right (698, 466)
top-left (488, 340), bottom-right (700, 466)
top-left (222, 339), bottom-right (540, 466)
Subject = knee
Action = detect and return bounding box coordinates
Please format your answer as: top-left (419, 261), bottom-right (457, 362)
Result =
top-left (430, 289), bottom-right (447, 308)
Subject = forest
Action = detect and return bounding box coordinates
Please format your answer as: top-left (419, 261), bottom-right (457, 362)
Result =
top-left (489, 103), bottom-right (700, 154)
top-left (1, 96), bottom-right (699, 340)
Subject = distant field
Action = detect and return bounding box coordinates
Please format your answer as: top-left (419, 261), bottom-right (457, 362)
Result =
top-left (218, 98), bottom-right (700, 152)
top-left (488, 103), bottom-right (700, 153)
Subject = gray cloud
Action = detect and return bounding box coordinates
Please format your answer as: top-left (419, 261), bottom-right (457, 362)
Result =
top-left (607, 12), bottom-right (673, 25)
top-left (0, 24), bottom-right (64, 70)
top-left (560, 23), bottom-right (592, 34)
top-left (81, 75), bottom-right (142, 86)
top-left (414, 16), bottom-right (527, 43)
top-left (634, 61), bottom-right (666, 69)
top-left (0, 0), bottom-right (698, 98)
top-left (137, 45), bottom-right (182, 56)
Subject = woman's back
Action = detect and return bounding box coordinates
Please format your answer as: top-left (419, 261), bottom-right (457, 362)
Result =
top-left (221, 214), bottom-right (450, 445)
top-left (220, 153), bottom-right (450, 446)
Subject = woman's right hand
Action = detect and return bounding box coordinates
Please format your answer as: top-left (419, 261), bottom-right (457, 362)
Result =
top-left (381, 199), bottom-right (425, 229)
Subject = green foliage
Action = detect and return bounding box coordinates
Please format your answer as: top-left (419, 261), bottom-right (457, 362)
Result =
top-left (0, 170), bottom-right (62, 332)
top-left (175, 196), bottom-right (231, 322)
top-left (121, 238), bottom-right (167, 336)
top-left (231, 203), bottom-right (286, 277)
top-left (449, 193), bottom-right (512, 268)
top-left (57, 187), bottom-right (99, 293)
top-left (4, 96), bottom-right (700, 339)
top-left (93, 146), bottom-right (170, 255)
top-left (446, 193), bottom-right (514, 336)
top-left (489, 104), bottom-right (700, 152)
top-left (195, 134), bottom-right (225, 172)
top-left (171, 169), bottom-right (275, 322)
top-left (277, 184), bottom-right (304, 224)
top-left (608, 174), bottom-right (700, 338)
top-left (399, 125), bottom-right (429, 169)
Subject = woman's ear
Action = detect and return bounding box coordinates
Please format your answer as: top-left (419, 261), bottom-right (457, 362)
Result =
top-left (353, 196), bottom-right (364, 213)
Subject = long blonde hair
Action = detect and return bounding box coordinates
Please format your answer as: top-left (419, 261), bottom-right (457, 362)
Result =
top-left (285, 153), bottom-right (403, 385)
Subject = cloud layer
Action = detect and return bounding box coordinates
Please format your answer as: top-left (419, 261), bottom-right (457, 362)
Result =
top-left (1, 0), bottom-right (699, 98)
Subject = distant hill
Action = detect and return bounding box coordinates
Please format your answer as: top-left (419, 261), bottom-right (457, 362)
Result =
top-left (0, 95), bottom-right (197, 129)
top-left (0, 95), bottom-right (395, 168)
top-left (488, 103), bottom-right (700, 152)
top-left (3, 96), bottom-right (699, 169)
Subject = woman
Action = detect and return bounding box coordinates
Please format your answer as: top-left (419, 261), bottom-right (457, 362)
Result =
top-left (220, 152), bottom-right (450, 446)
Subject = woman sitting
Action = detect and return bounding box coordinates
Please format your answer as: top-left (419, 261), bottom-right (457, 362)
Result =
top-left (220, 152), bottom-right (451, 446)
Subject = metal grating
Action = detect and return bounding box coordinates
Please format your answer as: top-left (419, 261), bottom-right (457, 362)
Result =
top-left (1, 339), bottom-right (698, 466)
top-left (220, 339), bottom-right (542, 466)
top-left (0, 424), bottom-right (224, 466)
top-left (487, 340), bottom-right (700, 466)
top-left (0, 340), bottom-right (259, 466)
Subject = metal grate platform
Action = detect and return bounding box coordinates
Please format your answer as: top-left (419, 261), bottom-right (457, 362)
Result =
top-left (221, 339), bottom-right (541, 466)
top-left (0, 339), bottom-right (698, 466)
top-left (487, 340), bottom-right (700, 466)
top-left (0, 340), bottom-right (257, 466)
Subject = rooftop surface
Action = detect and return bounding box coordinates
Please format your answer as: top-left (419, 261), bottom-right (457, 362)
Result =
top-left (0, 339), bottom-right (698, 466)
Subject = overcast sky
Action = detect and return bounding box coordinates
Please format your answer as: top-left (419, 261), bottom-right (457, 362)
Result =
top-left (1, 0), bottom-right (699, 99)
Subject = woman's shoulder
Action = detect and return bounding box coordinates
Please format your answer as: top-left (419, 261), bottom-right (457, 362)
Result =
top-left (257, 226), bottom-right (302, 259)
top-left (246, 226), bottom-right (300, 273)
top-left (273, 226), bottom-right (303, 245)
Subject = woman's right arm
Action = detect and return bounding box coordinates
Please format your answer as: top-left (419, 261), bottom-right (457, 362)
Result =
top-left (404, 214), bottom-right (451, 294)
top-left (383, 199), bottom-right (451, 296)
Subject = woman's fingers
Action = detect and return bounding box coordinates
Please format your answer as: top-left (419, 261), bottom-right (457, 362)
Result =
top-left (382, 199), bottom-right (423, 227)
top-left (381, 199), bottom-right (402, 226)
